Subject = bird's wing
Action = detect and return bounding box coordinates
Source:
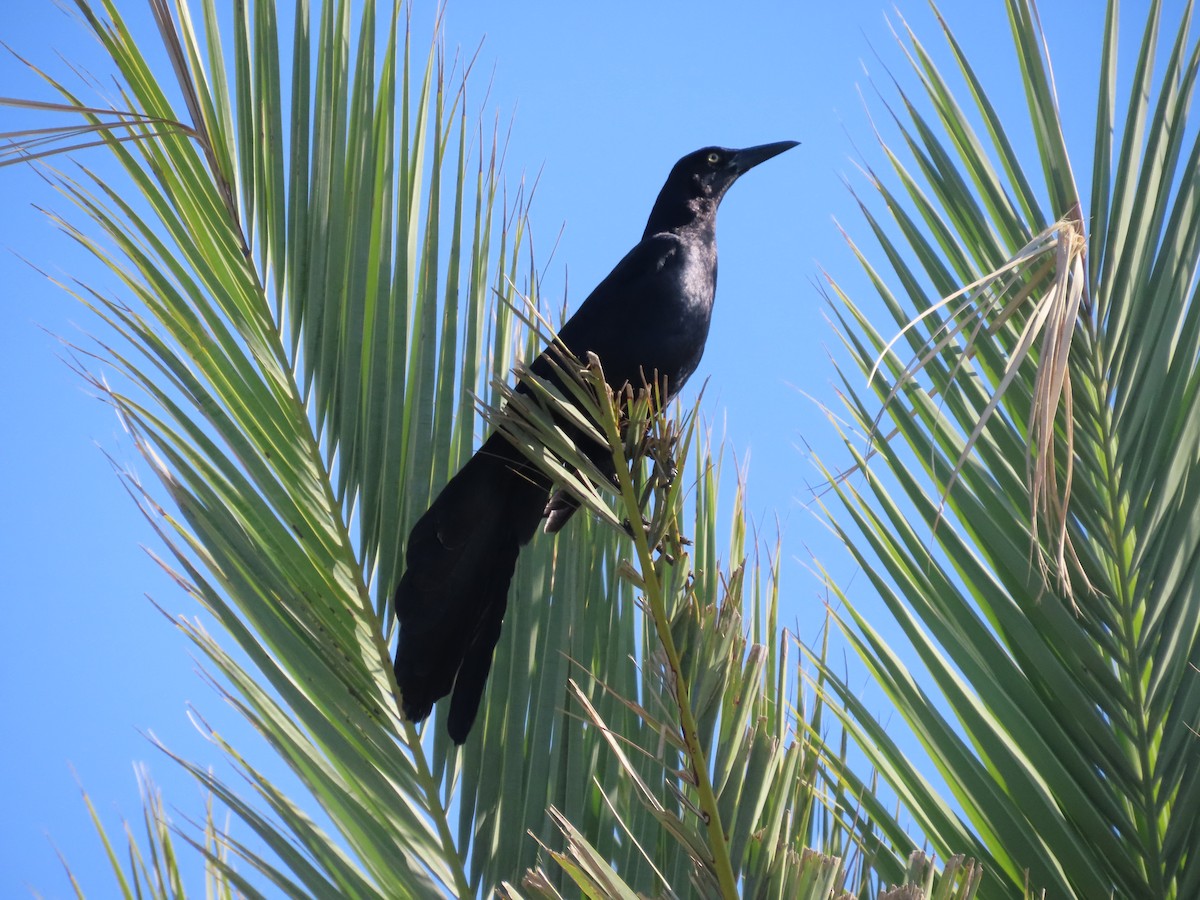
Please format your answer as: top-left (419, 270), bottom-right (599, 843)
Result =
top-left (550, 232), bottom-right (684, 388)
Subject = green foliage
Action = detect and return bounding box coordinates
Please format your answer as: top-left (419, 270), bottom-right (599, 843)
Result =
top-left (17, 0), bottom-right (1199, 897)
top-left (481, 350), bottom-right (837, 894)
top-left (817, 0), bottom-right (1200, 896)
top-left (5, 0), bottom-right (843, 896)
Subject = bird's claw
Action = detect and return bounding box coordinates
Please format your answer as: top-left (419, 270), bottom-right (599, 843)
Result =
top-left (621, 515), bottom-right (685, 562)
top-left (651, 454), bottom-right (678, 488)
top-left (621, 515), bottom-right (652, 539)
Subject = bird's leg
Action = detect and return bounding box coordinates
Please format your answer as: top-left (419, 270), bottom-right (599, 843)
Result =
top-left (650, 449), bottom-right (677, 490)
top-left (620, 514), bottom-right (653, 540)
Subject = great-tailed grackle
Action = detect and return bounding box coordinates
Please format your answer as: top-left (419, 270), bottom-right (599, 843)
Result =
top-left (393, 141), bottom-right (797, 742)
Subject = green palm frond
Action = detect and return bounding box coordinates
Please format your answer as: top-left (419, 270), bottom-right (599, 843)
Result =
top-left (9, 0), bottom-right (844, 896)
top-left (8, 0), bottom-right (536, 893)
top-left (477, 348), bottom-right (882, 895)
top-left (19, 0), bottom-right (1149, 895)
top-left (818, 0), bottom-right (1200, 896)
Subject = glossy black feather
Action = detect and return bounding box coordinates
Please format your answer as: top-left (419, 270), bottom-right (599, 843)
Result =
top-left (392, 141), bottom-right (797, 742)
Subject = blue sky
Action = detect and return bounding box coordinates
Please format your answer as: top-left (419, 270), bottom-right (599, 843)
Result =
top-left (0, 0), bottom-right (1157, 894)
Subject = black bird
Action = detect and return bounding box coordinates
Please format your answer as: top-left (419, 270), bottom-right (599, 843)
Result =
top-left (393, 141), bottom-right (797, 742)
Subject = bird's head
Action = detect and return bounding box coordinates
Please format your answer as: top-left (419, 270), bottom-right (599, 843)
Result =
top-left (644, 140), bottom-right (798, 236)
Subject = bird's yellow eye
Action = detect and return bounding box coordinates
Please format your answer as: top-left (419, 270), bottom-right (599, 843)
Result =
top-left (706, 151), bottom-right (721, 165)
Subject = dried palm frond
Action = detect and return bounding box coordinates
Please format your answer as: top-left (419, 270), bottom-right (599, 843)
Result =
top-left (871, 209), bottom-right (1090, 603)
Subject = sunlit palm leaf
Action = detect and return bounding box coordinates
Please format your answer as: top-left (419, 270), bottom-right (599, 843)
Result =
top-left (9, 0), bottom-right (835, 895)
top-left (7, 0), bottom-right (523, 893)
top-left (818, 0), bottom-right (1200, 896)
top-left (473, 349), bottom-right (888, 895)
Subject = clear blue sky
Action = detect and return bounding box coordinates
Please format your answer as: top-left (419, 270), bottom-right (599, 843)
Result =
top-left (0, 0), bottom-right (1152, 894)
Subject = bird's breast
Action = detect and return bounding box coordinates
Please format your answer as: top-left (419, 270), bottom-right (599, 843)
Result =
top-left (637, 243), bottom-right (715, 395)
top-left (551, 232), bottom-right (718, 399)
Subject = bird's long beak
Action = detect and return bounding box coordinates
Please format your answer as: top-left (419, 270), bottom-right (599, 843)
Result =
top-left (731, 140), bottom-right (799, 174)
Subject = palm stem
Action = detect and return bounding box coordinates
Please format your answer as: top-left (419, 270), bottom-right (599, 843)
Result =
top-left (399, 719), bottom-right (473, 896)
top-left (601, 413), bottom-right (738, 897)
top-left (1086, 321), bottom-right (1166, 895)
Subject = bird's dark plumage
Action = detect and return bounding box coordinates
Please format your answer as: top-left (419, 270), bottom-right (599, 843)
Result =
top-left (393, 141), bottom-right (797, 742)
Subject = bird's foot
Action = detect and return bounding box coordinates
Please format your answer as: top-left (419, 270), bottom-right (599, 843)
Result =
top-left (651, 453), bottom-right (678, 489)
top-left (620, 515), bottom-right (653, 540)
top-left (620, 515), bottom-right (690, 563)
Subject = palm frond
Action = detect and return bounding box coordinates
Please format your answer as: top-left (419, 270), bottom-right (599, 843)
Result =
top-left (818, 0), bottom-right (1200, 896)
top-left (9, 0), bottom-right (840, 895)
top-left (9, 0), bottom-right (522, 892)
top-left (479, 347), bottom-right (879, 895)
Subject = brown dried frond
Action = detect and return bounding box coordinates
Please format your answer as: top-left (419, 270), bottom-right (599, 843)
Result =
top-left (871, 210), bottom-right (1091, 606)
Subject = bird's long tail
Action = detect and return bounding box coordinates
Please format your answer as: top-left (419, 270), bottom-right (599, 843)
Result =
top-left (392, 433), bottom-right (549, 743)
